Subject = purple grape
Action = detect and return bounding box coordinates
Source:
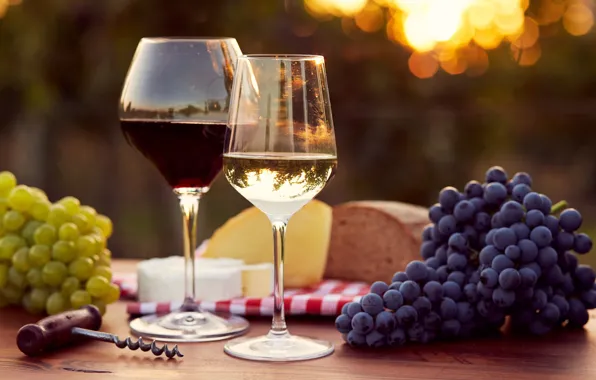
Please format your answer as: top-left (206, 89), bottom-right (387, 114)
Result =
top-left (469, 197), bottom-right (486, 213)
top-left (575, 265), bottom-right (596, 290)
top-left (438, 215), bottom-right (458, 235)
top-left (413, 296), bottom-right (432, 317)
top-left (519, 267), bottom-right (538, 288)
top-left (556, 231), bottom-right (575, 251)
top-left (468, 270), bottom-right (481, 285)
top-left (510, 222), bottom-right (530, 240)
top-left (511, 172), bottom-right (532, 187)
top-left (492, 287), bottom-right (515, 308)
top-left (454, 201), bottom-right (476, 223)
top-left (544, 215), bottom-right (560, 236)
top-left (448, 233), bottom-right (467, 252)
top-left (480, 245), bottom-right (500, 265)
top-left (392, 271), bottom-right (408, 283)
top-left (462, 225), bottom-right (478, 245)
top-left (440, 298), bottom-right (458, 320)
top-left (512, 184), bottom-right (531, 203)
top-left (423, 281), bottom-right (443, 303)
top-left (387, 328), bottom-right (406, 346)
top-left (447, 271), bottom-right (466, 287)
top-left (431, 225), bottom-right (448, 243)
top-left (498, 268), bottom-right (521, 290)
top-left (518, 239), bottom-right (539, 263)
top-left (365, 330), bottom-right (387, 347)
top-left (537, 247), bottom-right (557, 268)
top-left (568, 298), bottom-right (589, 327)
top-left (516, 286), bottom-right (534, 301)
top-left (493, 228), bottom-right (517, 250)
top-left (429, 204), bottom-right (446, 224)
top-left (407, 322), bottom-right (425, 342)
top-left (441, 319), bottom-right (462, 339)
top-left (341, 302), bottom-right (350, 315)
top-left (396, 305), bottom-right (418, 326)
top-left (439, 187), bottom-right (460, 212)
top-left (505, 245), bottom-right (521, 261)
top-left (347, 331), bottom-right (366, 346)
top-left (530, 226), bottom-right (552, 248)
top-left (525, 210), bottom-right (545, 229)
top-left (457, 302), bottom-right (475, 323)
top-left (447, 253), bottom-right (467, 271)
top-left (425, 257), bottom-right (440, 269)
top-left (539, 195), bottom-right (552, 215)
top-left (521, 262), bottom-right (542, 278)
top-left (480, 267), bottom-right (499, 288)
top-left (346, 302), bottom-right (362, 318)
top-left (544, 264), bottom-right (564, 286)
top-left (492, 254), bottom-right (515, 273)
top-left (566, 251), bottom-right (579, 270)
top-left (523, 192), bottom-right (543, 211)
top-left (492, 212), bottom-right (505, 228)
top-left (370, 281), bottom-right (389, 296)
top-left (406, 261), bottom-right (429, 283)
top-left (559, 208), bottom-right (582, 232)
top-left (551, 295), bottom-right (569, 319)
top-left (500, 201), bottom-right (524, 225)
top-left (436, 265), bottom-right (449, 283)
top-left (435, 245), bottom-right (448, 264)
top-left (335, 314), bottom-right (352, 333)
top-left (422, 224), bottom-right (433, 242)
top-left (560, 274), bottom-right (575, 295)
top-left (506, 181), bottom-right (514, 195)
top-left (581, 290), bottom-right (596, 309)
top-left (383, 289), bottom-right (404, 310)
top-left (574, 233), bottom-right (593, 254)
top-left (420, 241), bottom-right (436, 260)
top-left (473, 212), bottom-right (491, 232)
top-left (427, 267), bottom-right (438, 282)
top-left (529, 319), bottom-right (552, 335)
top-left (485, 166), bottom-right (508, 184)
top-left (360, 293), bottom-right (384, 316)
top-left (388, 281), bottom-right (402, 291)
top-left (423, 311), bottom-right (442, 330)
top-left (484, 182), bottom-right (508, 205)
top-left (464, 180), bottom-right (484, 198)
top-left (375, 311), bottom-right (396, 335)
top-left (464, 283), bottom-right (479, 303)
top-left (532, 289), bottom-right (548, 310)
top-left (442, 281), bottom-right (462, 301)
top-left (399, 281), bottom-right (421, 303)
top-left (485, 229), bottom-right (497, 245)
top-left (476, 299), bottom-right (496, 317)
top-left (351, 312), bottom-right (374, 334)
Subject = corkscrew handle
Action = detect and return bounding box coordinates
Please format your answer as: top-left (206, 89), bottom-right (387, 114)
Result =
top-left (16, 305), bottom-right (103, 357)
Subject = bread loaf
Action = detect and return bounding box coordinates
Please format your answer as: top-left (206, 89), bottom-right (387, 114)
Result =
top-left (325, 201), bottom-right (429, 283)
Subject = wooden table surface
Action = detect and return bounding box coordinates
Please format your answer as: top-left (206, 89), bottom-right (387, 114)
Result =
top-left (1, 260), bottom-right (595, 380)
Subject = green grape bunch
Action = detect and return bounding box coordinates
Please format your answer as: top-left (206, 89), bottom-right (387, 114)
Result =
top-left (0, 171), bottom-right (119, 316)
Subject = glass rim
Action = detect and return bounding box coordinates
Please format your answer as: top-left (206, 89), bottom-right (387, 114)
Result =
top-left (239, 54), bottom-right (324, 62)
top-left (141, 37), bottom-right (237, 43)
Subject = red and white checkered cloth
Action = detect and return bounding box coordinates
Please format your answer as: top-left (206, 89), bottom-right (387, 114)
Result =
top-left (113, 273), bottom-right (370, 317)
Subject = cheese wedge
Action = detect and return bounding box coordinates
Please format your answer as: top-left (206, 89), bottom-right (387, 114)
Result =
top-left (202, 200), bottom-right (332, 288)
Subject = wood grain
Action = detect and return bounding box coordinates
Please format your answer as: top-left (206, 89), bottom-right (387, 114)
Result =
top-left (0, 260), bottom-right (595, 379)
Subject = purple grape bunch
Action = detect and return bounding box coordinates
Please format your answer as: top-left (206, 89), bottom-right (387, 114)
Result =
top-left (335, 166), bottom-right (596, 347)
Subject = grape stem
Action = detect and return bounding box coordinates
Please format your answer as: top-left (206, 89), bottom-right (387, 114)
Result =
top-left (551, 200), bottom-right (568, 215)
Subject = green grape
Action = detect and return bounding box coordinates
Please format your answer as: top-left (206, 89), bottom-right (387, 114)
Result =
top-left (7, 185), bottom-right (35, 212)
top-left (72, 213), bottom-right (93, 234)
top-left (85, 275), bottom-right (109, 298)
top-left (97, 249), bottom-right (111, 266)
top-left (3, 210), bottom-right (25, 231)
top-left (0, 263), bottom-right (8, 288)
top-left (22, 292), bottom-right (40, 314)
top-left (61, 276), bottom-right (81, 297)
top-left (21, 220), bottom-right (43, 245)
top-left (52, 240), bottom-right (76, 263)
top-left (80, 206), bottom-right (97, 226)
top-left (70, 289), bottom-right (92, 309)
top-left (26, 267), bottom-right (44, 288)
top-left (46, 204), bottom-right (69, 227)
top-left (92, 298), bottom-right (107, 315)
top-left (0, 171), bottom-right (17, 197)
top-left (58, 196), bottom-right (81, 216)
top-left (41, 261), bottom-right (68, 287)
top-left (2, 284), bottom-right (23, 304)
top-left (0, 198), bottom-right (8, 215)
top-left (46, 291), bottom-right (68, 315)
top-left (30, 200), bottom-right (51, 221)
top-left (29, 288), bottom-right (51, 313)
top-left (102, 283), bottom-right (121, 304)
top-left (95, 215), bottom-right (113, 239)
top-left (0, 291), bottom-right (8, 308)
top-left (33, 223), bottom-right (57, 246)
top-left (0, 234), bottom-right (26, 260)
top-left (58, 222), bottom-right (80, 241)
top-left (91, 233), bottom-right (106, 254)
top-left (68, 257), bottom-right (94, 280)
top-left (92, 265), bottom-right (113, 282)
top-left (75, 235), bottom-right (96, 257)
top-left (28, 245), bottom-right (51, 267)
top-left (12, 247), bottom-right (30, 273)
top-left (30, 187), bottom-right (49, 202)
top-left (8, 266), bottom-right (27, 289)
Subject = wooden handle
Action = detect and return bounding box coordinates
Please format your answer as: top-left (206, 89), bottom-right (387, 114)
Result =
top-left (16, 305), bottom-right (103, 357)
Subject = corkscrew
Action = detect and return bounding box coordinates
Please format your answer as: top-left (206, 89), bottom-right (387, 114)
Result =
top-left (16, 305), bottom-right (183, 359)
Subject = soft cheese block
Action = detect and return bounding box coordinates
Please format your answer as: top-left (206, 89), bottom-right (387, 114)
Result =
top-left (202, 199), bottom-right (332, 288)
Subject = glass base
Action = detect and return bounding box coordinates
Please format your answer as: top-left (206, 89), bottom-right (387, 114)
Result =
top-left (224, 331), bottom-right (334, 362)
top-left (129, 309), bottom-right (249, 343)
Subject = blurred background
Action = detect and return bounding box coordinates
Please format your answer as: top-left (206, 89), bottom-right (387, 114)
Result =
top-left (1, 0), bottom-right (595, 262)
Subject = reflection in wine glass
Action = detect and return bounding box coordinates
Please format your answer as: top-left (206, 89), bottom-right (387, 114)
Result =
top-left (222, 54), bottom-right (337, 361)
top-left (119, 37), bottom-right (249, 342)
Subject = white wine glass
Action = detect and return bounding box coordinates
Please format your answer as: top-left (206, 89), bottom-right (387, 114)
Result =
top-left (222, 54), bottom-right (337, 361)
top-left (119, 37), bottom-right (249, 342)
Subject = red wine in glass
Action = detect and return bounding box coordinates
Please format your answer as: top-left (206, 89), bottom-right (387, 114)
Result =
top-left (121, 120), bottom-right (227, 189)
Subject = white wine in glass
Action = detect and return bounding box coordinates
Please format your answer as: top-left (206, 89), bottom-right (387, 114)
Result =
top-left (223, 54), bottom-right (337, 361)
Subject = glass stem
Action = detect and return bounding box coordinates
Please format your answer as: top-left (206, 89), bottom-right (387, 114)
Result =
top-left (175, 188), bottom-right (203, 311)
top-left (270, 218), bottom-right (288, 335)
